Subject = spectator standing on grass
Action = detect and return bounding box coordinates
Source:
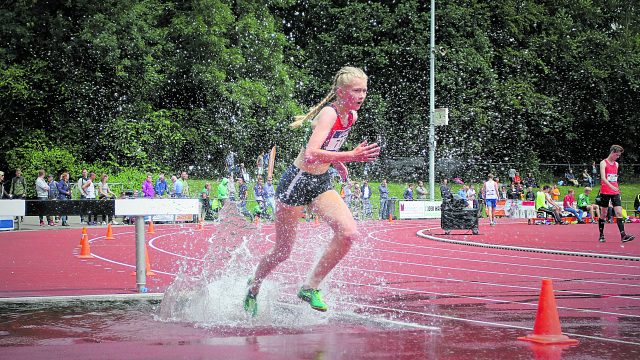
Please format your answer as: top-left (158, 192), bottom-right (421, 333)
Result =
top-left (254, 177), bottom-right (266, 215)
top-left (440, 178), bottom-right (451, 199)
top-left (57, 172), bottom-right (71, 226)
top-left (155, 174), bottom-right (168, 197)
top-left (226, 151), bottom-right (236, 176)
top-left (142, 174), bottom-right (155, 198)
top-left (227, 175), bottom-right (236, 201)
top-left (240, 163), bottom-right (250, 183)
top-left (35, 170), bottom-right (53, 226)
top-left (47, 174), bottom-right (59, 223)
top-left (181, 171), bottom-right (190, 197)
top-left (597, 145), bottom-right (635, 243)
top-left (98, 174), bottom-right (116, 225)
top-left (0, 171), bottom-right (9, 199)
top-left (378, 179), bottom-right (389, 220)
top-left (237, 177), bottom-right (250, 218)
top-left (351, 182), bottom-right (362, 219)
top-left (217, 177), bottom-right (229, 208)
top-left (482, 173), bottom-right (499, 226)
top-left (77, 169), bottom-right (89, 223)
top-left (457, 185), bottom-right (468, 201)
top-left (404, 183), bottom-right (414, 200)
top-left (256, 152), bottom-right (265, 178)
top-left (416, 181), bottom-right (427, 200)
top-left (577, 187), bottom-right (600, 220)
top-left (9, 168), bottom-right (27, 200)
top-left (466, 185), bottom-right (477, 208)
top-left (84, 172), bottom-right (98, 225)
top-left (264, 178), bottom-right (276, 219)
top-left (201, 183), bottom-right (212, 220)
top-left (171, 175), bottom-right (183, 198)
top-left (591, 161), bottom-right (599, 183)
top-left (361, 179), bottom-right (372, 218)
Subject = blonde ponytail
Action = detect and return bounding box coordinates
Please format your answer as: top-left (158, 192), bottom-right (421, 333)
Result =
top-left (290, 66), bottom-right (367, 129)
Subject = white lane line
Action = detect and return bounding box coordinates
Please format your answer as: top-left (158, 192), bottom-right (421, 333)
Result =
top-left (417, 227), bottom-right (640, 261)
top-left (365, 224), bottom-right (640, 269)
top-left (270, 272), bottom-right (640, 346)
top-left (270, 260), bottom-right (640, 319)
top-left (261, 234), bottom-right (640, 318)
top-left (263, 228), bottom-right (640, 300)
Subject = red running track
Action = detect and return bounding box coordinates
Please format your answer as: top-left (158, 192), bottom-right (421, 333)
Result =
top-left (1, 219), bottom-right (639, 359)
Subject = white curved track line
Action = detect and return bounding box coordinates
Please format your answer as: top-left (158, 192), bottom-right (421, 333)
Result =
top-left (358, 225), bottom-right (640, 287)
top-left (417, 227), bottom-right (640, 261)
top-left (368, 224), bottom-right (640, 269)
top-left (263, 229), bottom-right (640, 300)
top-left (262, 234), bottom-right (640, 317)
top-left (86, 225), bottom-right (640, 329)
top-left (271, 259), bottom-right (640, 319)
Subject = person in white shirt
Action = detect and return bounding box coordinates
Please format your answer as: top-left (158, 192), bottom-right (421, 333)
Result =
top-left (35, 169), bottom-right (53, 226)
top-left (482, 173), bottom-right (499, 226)
top-left (83, 172), bottom-right (98, 225)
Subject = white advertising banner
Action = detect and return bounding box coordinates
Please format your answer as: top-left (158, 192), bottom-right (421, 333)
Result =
top-left (399, 201), bottom-right (442, 219)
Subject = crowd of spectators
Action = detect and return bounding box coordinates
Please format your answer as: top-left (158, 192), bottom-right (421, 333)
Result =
top-left (1, 159), bottom-right (637, 226)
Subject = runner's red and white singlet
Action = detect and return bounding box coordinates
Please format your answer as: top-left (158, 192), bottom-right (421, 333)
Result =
top-left (320, 105), bottom-right (354, 152)
top-left (600, 159), bottom-right (619, 195)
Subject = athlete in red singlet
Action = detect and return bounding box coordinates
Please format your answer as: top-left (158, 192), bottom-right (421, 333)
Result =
top-left (597, 145), bottom-right (634, 243)
top-left (243, 67), bottom-right (380, 316)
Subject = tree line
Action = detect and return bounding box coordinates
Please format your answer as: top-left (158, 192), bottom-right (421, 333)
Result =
top-left (1, 0), bottom-right (638, 183)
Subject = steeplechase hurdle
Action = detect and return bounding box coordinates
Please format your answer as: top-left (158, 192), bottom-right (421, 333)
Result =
top-left (0, 198), bottom-right (200, 293)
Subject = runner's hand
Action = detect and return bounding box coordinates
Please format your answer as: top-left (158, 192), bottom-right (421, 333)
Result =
top-left (351, 141), bottom-right (380, 162)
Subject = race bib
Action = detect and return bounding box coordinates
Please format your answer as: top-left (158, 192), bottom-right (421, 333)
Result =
top-left (322, 129), bottom-right (350, 151)
top-left (607, 174), bottom-right (618, 182)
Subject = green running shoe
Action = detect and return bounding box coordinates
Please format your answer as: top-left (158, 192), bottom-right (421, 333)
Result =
top-left (244, 290), bottom-right (257, 317)
top-left (297, 287), bottom-right (328, 312)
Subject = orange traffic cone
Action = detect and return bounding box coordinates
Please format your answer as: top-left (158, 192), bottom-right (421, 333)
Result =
top-left (131, 244), bottom-right (155, 276)
top-left (518, 279), bottom-right (579, 345)
top-left (77, 234), bottom-right (93, 258)
top-left (254, 215), bottom-right (260, 225)
top-left (147, 220), bottom-right (155, 234)
top-left (105, 223), bottom-right (115, 240)
top-left (389, 212), bottom-right (394, 223)
top-left (79, 227), bottom-right (88, 246)
top-left (314, 216), bottom-right (319, 226)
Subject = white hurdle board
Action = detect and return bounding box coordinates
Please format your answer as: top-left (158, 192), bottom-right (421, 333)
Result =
top-left (0, 200), bottom-right (26, 216)
top-left (114, 199), bottom-right (200, 216)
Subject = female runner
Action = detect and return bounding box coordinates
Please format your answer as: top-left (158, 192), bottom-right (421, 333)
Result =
top-left (244, 66), bottom-right (379, 315)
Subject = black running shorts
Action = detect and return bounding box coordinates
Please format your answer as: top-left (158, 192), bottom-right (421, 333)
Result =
top-left (596, 193), bottom-right (622, 208)
top-left (276, 165), bottom-right (333, 206)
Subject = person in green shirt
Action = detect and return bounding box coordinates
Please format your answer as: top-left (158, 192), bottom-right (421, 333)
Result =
top-left (535, 185), bottom-right (564, 224)
top-left (577, 187), bottom-right (600, 221)
top-left (217, 177), bottom-right (229, 208)
top-left (9, 168), bottom-right (27, 199)
top-left (200, 183), bottom-right (212, 220)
